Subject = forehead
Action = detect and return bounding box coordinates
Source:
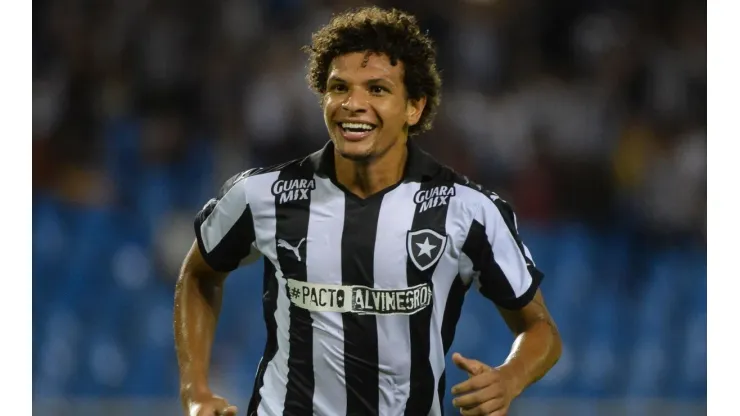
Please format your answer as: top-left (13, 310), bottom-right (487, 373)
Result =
top-left (328, 52), bottom-right (404, 82)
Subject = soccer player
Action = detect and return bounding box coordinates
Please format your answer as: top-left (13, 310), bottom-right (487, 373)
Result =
top-left (175, 6), bottom-right (562, 416)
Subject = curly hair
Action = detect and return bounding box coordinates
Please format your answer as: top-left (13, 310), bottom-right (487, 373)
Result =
top-left (304, 6), bottom-right (442, 136)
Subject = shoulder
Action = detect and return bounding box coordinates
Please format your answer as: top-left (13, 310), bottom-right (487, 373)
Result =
top-left (434, 168), bottom-right (523, 242)
top-left (218, 152), bottom-right (319, 198)
top-left (433, 164), bottom-right (503, 212)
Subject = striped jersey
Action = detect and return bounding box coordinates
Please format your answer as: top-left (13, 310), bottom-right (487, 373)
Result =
top-left (193, 141), bottom-right (544, 416)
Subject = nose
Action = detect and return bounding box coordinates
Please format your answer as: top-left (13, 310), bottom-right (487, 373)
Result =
top-left (341, 88), bottom-right (368, 113)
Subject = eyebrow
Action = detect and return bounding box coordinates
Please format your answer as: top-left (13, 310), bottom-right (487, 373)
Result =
top-left (367, 78), bottom-right (394, 87)
top-left (327, 76), bottom-right (395, 87)
top-left (327, 76), bottom-right (347, 84)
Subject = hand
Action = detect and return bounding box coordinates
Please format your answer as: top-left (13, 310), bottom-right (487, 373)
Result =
top-left (184, 390), bottom-right (239, 416)
top-left (450, 352), bottom-right (516, 416)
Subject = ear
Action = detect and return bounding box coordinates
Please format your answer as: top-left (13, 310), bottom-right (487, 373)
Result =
top-left (406, 96), bottom-right (427, 127)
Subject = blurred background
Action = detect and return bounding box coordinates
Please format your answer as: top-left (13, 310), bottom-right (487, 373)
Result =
top-left (32, 0), bottom-right (706, 414)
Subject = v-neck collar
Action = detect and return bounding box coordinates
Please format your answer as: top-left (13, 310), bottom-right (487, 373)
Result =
top-left (309, 140), bottom-right (440, 203)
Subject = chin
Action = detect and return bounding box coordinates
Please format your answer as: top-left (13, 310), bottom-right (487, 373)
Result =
top-left (337, 142), bottom-right (376, 161)
top-left (332, 132), bottom-right (377, 161)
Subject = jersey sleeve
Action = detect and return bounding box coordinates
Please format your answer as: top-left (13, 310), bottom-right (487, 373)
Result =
top-left (459, 195), bottom-right (544, 310)
top-left (194, 171), bottom-right (260, 273)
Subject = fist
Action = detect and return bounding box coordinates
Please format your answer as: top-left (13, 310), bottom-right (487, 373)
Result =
top-left (185, 392), bottom-right (238, 416)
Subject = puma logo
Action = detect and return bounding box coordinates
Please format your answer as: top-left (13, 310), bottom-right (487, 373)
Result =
top-left (277, 238), bottom-right (306, 261)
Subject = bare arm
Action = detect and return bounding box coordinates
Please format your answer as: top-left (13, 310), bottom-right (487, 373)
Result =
top-left (495, 289), bottom-right (562, 397)
top-left (175, 170), bottom-right (258, 415)
top-left (452, 195), bottom-right (561, 413)
top-left (174, 240), bottom-right (229, 410)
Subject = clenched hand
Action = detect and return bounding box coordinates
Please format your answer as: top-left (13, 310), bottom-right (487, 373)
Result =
top-left (186, 392), bottom-right (238, 416)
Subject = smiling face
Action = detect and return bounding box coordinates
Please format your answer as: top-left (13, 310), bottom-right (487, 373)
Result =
top-left (322, 52), bottom-right (426, 161)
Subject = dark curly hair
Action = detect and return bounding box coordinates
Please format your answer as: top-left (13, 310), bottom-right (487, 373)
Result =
top-left (304, 6), bottom-right (442, 136)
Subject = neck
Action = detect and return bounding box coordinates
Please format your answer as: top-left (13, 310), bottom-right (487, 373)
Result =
top-left (334, 139), bottom-right (408, 199)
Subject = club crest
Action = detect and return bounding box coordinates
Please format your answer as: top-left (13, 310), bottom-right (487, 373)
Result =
top-left (406, 229), bottom-right (447, 271)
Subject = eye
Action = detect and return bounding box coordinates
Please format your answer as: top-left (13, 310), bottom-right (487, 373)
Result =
top-left (370, 85), bottom-right (387, 95)
top-left (329, 84), bottom-right (347, 93)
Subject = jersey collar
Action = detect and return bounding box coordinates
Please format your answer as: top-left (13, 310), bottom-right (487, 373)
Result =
top-left (311, 140), bottom-right (440, 184)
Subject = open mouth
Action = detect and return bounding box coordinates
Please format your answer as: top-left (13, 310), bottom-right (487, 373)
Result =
top-left (339, 122), bottom-right (377, 134)
top-left (337, 122), bottom-right (377, 141)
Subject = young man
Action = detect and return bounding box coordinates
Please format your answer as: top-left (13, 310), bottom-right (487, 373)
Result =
top-left (175, 7), bottom-right (562, 416)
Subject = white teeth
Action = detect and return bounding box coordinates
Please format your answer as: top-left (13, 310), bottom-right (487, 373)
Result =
top-left (340, 122), bottom-right (374, 131)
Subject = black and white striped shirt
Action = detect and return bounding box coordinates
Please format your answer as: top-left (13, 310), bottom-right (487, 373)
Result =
top-left (194, 141), bottom-right (544, 416)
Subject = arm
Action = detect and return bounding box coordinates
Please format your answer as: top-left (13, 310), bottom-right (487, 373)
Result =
top-left (174, 242), bottom-right (230, 409)
top-left (495, 289), bottom-right (562, 397)
top-left (452, 194), bottom-right (561, 414)
top-left (174, 171), bottom-right (260, 415)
